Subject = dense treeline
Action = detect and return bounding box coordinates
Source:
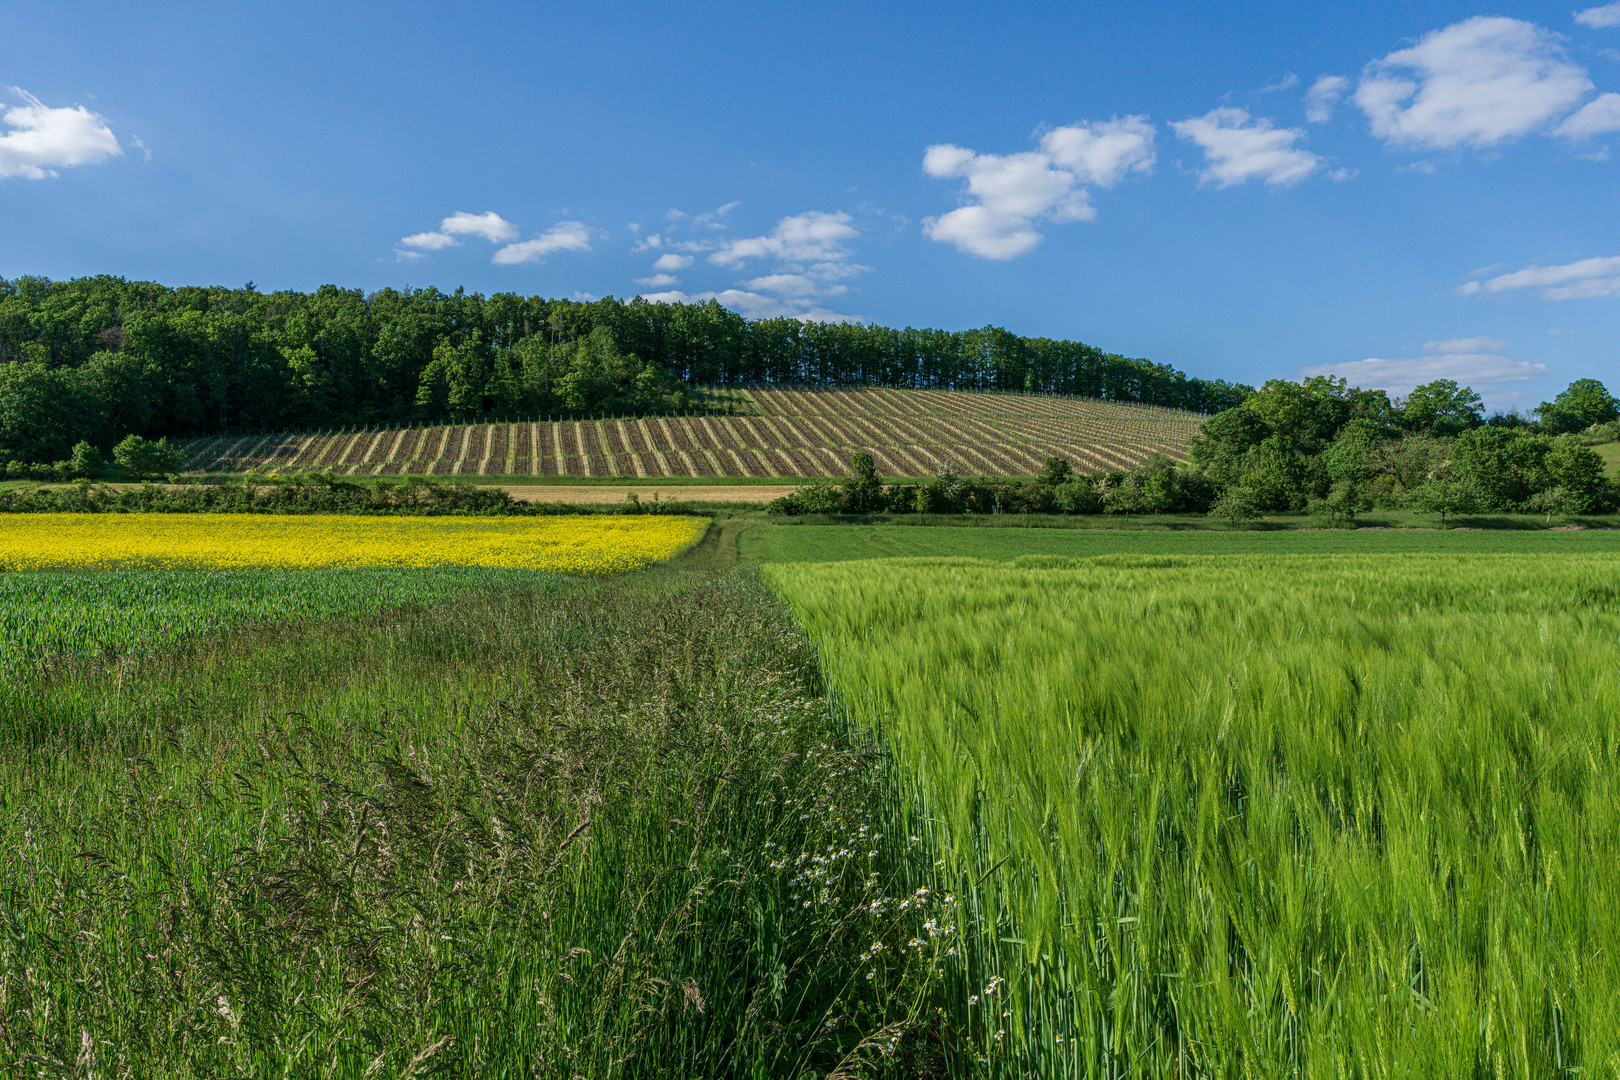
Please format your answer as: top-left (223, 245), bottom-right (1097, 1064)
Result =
top-left (774, 376), bottom-right (1620, 520)
top-left (0, 275), bottom-right (1248, 465)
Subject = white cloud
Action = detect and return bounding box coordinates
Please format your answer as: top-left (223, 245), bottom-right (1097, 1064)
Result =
top-left (1425, 336), bottom-right (1506, 353)
top-left (1171, 107), bottom-right (1321, 187)
top-left (693, 201), bottom-right (740, 228)
top-left (921, 117), bottom-right (1155, 258)
top-left (399, 231), bottom-right (460, 250)
top-left (1297, 345), bottom-right (1547, 408)
top-left (1040, 117), bottom-right (1158, 186)
top-left (1355, 17), bottom-right (1592, 149)
top-left (739, 273), bottom-right (825, 297)
top-left (1261, 74), bottom-right (1301, 94)
top-left (392, 248), bottom-right (428, 262)
top-left (1305, 75), bottom-right (1350, 123)
top-left (710, 210), bottom-right (860, 266)
top-left (492, 221), bottom-right (592, 265)
top-left (634, 288), bottom-right (863, 323)
top-left (0, 88), bottom-right (121, 180)
top-left (1456, 255), bottom-right (1620, 299)
top-left (1576, 2), bottom-right (1620, 28)
top-left (633, 233), bottom-right (663, 251)
top-left (1554, 92), bottom-right (1620, 137)
top-left (441, 211), bottom-right (519, 243)
top-left (637, 205), bottom-right (869, 319)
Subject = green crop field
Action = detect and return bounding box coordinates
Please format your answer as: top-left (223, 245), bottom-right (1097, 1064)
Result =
top-left (741, 519), bottom-right (1620, 562)
top-left (767, 553), bottom-right (1620, 1076)
top-left (0, 566), bottom-right (555, 669)
top-left (6, 508), bottom-right (1620, 1076)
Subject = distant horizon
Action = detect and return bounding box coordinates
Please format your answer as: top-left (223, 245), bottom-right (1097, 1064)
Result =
top-left (4, 1), bottom-right (1617, 412)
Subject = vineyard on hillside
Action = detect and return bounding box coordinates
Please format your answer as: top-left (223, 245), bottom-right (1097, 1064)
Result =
top-left (180, 386), bottom-right (1206, 479)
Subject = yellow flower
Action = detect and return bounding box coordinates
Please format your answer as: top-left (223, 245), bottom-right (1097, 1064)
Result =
top-left (0, 513), bottom-right (706, 574)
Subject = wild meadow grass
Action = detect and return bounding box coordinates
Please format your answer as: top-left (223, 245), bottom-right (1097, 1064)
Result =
top-left (769, 553), bottom-right (1620, 1078)
top-left (0, 568), bottom-right (958, 1077)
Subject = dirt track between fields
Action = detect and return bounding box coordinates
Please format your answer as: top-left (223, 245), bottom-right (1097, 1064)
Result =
top-left (503, 485), bottom-right (799, 504)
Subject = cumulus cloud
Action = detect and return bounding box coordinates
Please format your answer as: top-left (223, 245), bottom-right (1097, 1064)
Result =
top-left (920, 117), bottom-right (1155, 258)
top-left (710, 210), bottom-right (860, 267)
top-left (492, 221), bottom-right (592, 265)
top-left (1354, 17), bottom-right (1592, 148)
top-left (441, 211), bottom-right (519, 243)
top-left (1576, 2), bottom-right (1620, 28)
top-left (399, 231), bottom-right (460, 250)
top-left (635, 288), bottom-right (862, 323)
top-left (1456, 255), bottom-right (1620, 299)
top-left (738, 273), bottom-right (824, 297)
top-left (1297, 340), bottom-right (1547, 408)
top-left (1425, 336), bottom-right (1507, 353)
top-left (398, 211), bottom-right (522, 255)
top-left (0, 88), bottom-right (121, 180)
top-left (1171, 107), bottom-right (1321, 186)
top-left (633, 205), bottom-right (869, 321)
top-left (1554, 92), bottom-right (1620, 136)
top-left (1305, 75), bottom-right (1350, 123)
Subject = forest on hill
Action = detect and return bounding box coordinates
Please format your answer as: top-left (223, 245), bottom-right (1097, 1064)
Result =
top-left (0, 276), bottom-right (1250, 465)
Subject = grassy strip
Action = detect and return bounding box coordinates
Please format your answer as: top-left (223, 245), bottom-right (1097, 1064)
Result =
top-left (0, 568), bottom-right (960, 1077)
top-left (740, 520), bottom-right (1620, 562)
top-left (768, 554), bottom-right (1620, 1076)
top-left (0, 566), bottom-right (555, 668)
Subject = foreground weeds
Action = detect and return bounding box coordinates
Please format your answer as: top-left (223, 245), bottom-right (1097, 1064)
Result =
top-left (0, 569), bottom-right (947, 1077)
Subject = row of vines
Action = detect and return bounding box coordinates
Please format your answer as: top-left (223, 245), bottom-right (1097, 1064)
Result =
top-left (181, 386), bottom-right (1201, 479)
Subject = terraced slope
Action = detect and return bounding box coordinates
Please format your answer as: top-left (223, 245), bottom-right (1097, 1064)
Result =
top-left (180, 386), bottom-right (1206, 479)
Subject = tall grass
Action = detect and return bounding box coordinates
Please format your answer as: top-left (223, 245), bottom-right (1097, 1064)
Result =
top-left (768, 554), bottom-right (1620, 1077)
top-left (0, 569), bottom-right (952, 1076)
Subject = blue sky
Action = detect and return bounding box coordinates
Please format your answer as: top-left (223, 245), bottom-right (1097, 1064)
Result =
top-left (3, 1), bottom-right (1618, 411)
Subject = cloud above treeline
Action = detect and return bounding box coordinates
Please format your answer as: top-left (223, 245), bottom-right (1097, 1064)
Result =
top-left (395, 212), bottom-right (591, 265)
top-left (632, 208), bottom-right (869, 321)
top-left (1297, 338), bottom-right (1548, 411)
top-left (1457, 255), bottom-right (1620, 300)
top-left (920, 117), bottom-right (1156, 259)
top-left (0, 88), bottom-right (122, 180)
top-left (921, 14), bottom-right (1620, 258)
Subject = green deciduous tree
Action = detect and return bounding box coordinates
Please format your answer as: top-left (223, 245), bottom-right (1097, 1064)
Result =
top-left (113, 434), bottom-right (184, 478)
top-left (1537, 378), bottom-right (1619, 435)
top-left (1401, 380), bottom-right (1483, 436)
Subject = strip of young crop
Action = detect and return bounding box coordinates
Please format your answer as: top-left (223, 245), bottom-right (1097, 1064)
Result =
top-left (768, 554), bottom-right (1620, 1078)
top-left (0, 566), bottom-right (554, 670)
top-left (1, 567), bottom-right (968, 1076)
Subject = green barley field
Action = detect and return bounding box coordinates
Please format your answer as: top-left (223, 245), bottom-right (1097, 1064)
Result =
top-left (768, 552), bottom-right (1620, 1077)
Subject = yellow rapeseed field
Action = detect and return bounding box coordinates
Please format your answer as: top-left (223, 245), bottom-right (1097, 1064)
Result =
top-left (0, 513), bottom-right (706, 573)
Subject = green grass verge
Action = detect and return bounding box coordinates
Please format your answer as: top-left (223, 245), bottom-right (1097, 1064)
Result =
top-left (0, 566), bottom-right (558, 668)
top-left (767, 553), bottom-right (1620, 1076)
top-left (0, 568), bottom-right (957, 1076)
